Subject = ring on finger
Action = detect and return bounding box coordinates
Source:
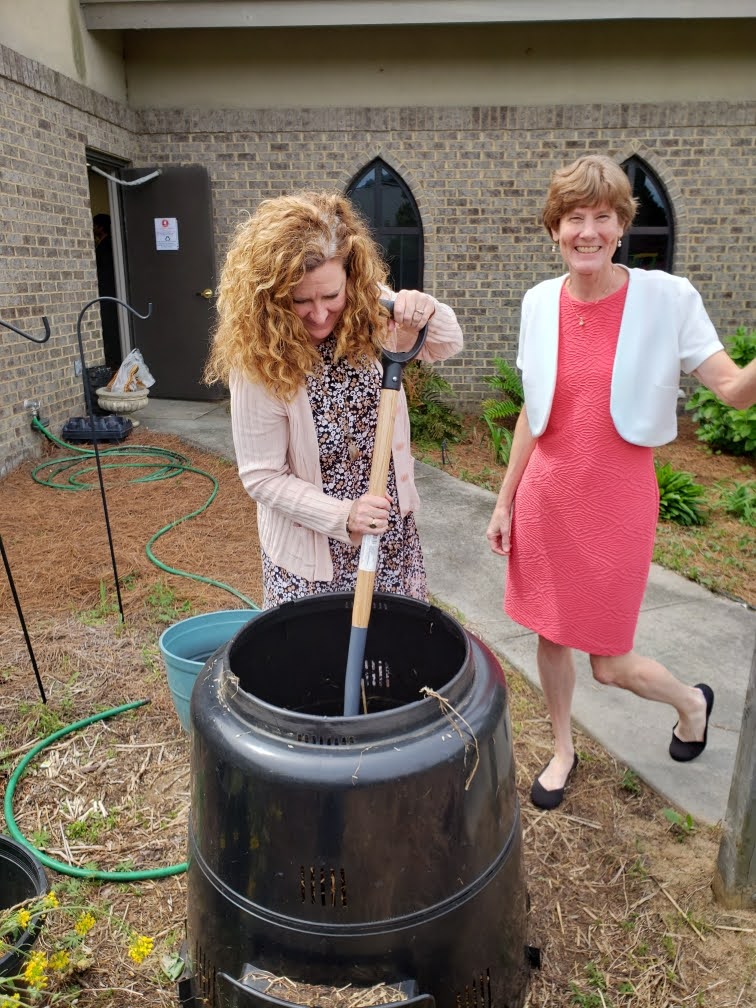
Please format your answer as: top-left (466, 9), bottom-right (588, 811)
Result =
top-left (369, 521), bottom-right (377, 529)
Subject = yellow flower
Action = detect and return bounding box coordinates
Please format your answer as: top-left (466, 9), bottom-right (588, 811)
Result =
top-left (17, 909), bottom-right (31, 929)
top-left (43, 891), bottom-right (59, 909)
top-left (49, 949), bottom-right (71, 972)
top-left (127, 934), bottom-right (155, 964)
top-left (74, 911), bottom-right (96, 936)
top-left (22, 949), bottom-right (49, 990)
top-left (0, 993), bottom-right (21, 1006)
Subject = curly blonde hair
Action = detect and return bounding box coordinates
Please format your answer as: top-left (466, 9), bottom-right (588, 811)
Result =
top-left (542, 155), bottom-right (638, 236)
top-left (204, 190), bottom-right (391, 400)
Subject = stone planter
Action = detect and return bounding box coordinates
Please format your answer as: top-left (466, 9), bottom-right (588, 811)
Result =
top-left (96, 387), bottom-right (150, 425)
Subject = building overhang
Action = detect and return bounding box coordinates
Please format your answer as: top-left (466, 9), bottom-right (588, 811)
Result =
top-left (79, 1), bottom-right (756, 31)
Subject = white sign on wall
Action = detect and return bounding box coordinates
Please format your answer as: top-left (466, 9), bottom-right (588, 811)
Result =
top-left (154, 217), bottom-right (179, 251)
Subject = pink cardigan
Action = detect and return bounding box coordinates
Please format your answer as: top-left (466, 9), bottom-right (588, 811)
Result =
top-left (230, 298), bottom-right (463, 582)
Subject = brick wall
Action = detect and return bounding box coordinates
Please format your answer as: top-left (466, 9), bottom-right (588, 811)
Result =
top-left (2, 43), bottom-right (754, 475)
top-left (0, 45), bottom-right (140, 476)
top-left (136, 103), bottom-right (755, 405)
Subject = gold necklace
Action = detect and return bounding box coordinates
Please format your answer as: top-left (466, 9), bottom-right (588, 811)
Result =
top-left (564, 267), bottom-right (619, 327)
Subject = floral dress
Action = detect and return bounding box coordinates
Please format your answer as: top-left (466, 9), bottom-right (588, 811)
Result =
top-left (262, 336), bottom-right (427, 608)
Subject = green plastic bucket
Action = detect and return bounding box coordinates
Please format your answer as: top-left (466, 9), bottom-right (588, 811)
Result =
top-left (159, 609), bottom-right (261, 732)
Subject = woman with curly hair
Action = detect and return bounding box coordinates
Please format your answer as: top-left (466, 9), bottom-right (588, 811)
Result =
top-left (205, 190), bottom-right (463, 608)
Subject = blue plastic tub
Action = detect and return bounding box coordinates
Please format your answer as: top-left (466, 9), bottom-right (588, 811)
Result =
top-left (159, 609), bottom-right (261, 732)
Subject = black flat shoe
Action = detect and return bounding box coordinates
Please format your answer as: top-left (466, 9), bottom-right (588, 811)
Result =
top-left (530, 753), bottom-right (579, 810)
top-left (669, 684), bottom-right (714, 762)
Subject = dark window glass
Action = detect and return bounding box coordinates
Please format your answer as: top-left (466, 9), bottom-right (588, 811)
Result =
top-left (615, 157), bottom-right (674, 272)
top-left (384, 235), bottom-right (421, 291)
top-left (348, 166), bottom-right (376, 222)
top-left (346, 159), bottom-right (423, 290)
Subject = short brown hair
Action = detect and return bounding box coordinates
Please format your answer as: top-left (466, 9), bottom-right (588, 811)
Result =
top-left (542, 155), bottom-right (638, 236)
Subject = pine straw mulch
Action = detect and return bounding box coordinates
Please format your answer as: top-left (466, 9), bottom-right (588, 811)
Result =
top-left (1, 429), bottom-right (754, 1008)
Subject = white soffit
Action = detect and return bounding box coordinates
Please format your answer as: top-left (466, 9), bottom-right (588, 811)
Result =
top-left (79, 1), bottom-right (756, 31)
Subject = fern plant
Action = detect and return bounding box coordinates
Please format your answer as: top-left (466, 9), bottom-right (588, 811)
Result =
top-left (714, 479), bottom-right (756, 527)
top-left (686, 327), bottom-right (756, 456)
top-left (655, 461), bottom-right (707, 526)
top-left (404, 361), bottom-right (463, 446)
top-left (481, 357), bottom-right (523, 465)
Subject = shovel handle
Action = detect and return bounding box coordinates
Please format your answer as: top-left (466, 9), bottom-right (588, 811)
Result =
top-left (350, 385), bottom-right (400, 629)
top-left (352, 301), bottom-right (428, 628)
top-left (343, 301), bottom-right (428, 715)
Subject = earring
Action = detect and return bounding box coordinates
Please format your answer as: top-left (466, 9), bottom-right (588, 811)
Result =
top-left (551, 244), bottom-right (557, 253)
top-left (617, 238), bottom-right (622, 248)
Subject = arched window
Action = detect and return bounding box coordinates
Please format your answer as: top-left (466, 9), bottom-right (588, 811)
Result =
top-left (614, 157), bottom-right (674, 272)
top-left (347, 159), bottom-right (423, 291)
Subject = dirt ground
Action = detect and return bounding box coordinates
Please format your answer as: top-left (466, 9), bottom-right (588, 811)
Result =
top-left (1, 424), bottom-right (754, 1007)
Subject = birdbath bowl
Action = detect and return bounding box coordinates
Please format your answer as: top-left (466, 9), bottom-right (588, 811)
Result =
top-left (96, 387), bottom-right (150, 426)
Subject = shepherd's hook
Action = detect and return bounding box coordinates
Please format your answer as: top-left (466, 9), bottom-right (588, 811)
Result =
top-left (2, 313), bottom-right (53, 701)
top-left (75, 297), bottom-right (153, 623)
top-left (0, 314), bottom-right (51, 343)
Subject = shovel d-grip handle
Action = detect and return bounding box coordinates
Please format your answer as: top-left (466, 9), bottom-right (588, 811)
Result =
top-left (343, 300), bottom-right (428, 716)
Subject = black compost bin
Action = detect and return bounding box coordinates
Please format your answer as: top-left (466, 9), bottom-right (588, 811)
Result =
top-left (0, 835), bottom-right (48, 978)
top-left (184, 593), bottom-right (529, 1008)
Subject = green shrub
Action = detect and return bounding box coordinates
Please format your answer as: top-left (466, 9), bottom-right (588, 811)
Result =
top-left (714, 479), bottom-right (756, 527)
top-left (686, 327), bottom-right (756, 456)
top-left (404, 361), bottom-right (463, 446)
top-left (481, 357), bottom-right (524, 465)
top-left (655, 461), bottom-right (707, 526)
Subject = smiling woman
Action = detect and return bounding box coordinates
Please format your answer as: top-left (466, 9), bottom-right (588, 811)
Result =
top-left (486, 153), bottom-right (756, 813)
top-left (203, 189), bottom-right (463, 609)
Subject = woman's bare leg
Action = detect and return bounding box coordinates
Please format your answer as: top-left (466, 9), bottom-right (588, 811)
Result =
top-left (590, 652), bottom-right (708, 742)
top-left (535, 636), bottom-right (577, 790)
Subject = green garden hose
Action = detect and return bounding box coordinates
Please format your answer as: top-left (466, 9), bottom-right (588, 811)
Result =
top-left (8, 421), bottom-right (260, 881)
top-left (30, 416), bottom-right (259, 609)
top-left (4, 701), bottom-right (188, 880)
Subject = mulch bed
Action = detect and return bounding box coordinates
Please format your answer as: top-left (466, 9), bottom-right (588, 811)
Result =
top-left (1, 428), bottom-right (754, 1008)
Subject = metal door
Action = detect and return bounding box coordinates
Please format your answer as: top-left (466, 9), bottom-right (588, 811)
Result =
top-left (121, 164), bottom-right (221, 400)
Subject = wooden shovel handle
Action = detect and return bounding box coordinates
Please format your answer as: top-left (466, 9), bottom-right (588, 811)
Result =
top-left (351, 386), bottom-right (399, 628)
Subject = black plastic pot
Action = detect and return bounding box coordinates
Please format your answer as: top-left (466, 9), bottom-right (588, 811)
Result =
top-left (85, 365), bottom-right (115, 415)
top-left (0, 835), bottom-right (48, 978)
top-left (183, 593), bottom-right (530, 1008)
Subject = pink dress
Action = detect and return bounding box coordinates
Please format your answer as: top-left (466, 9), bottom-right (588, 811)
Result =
top-left (504, 280), bottom-right (659, 656)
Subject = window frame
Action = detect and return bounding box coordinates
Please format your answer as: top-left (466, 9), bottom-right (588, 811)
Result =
top-left (615, 157), bottom-right (675, 273)
top-left (346, 158), bottom-right (424, 291)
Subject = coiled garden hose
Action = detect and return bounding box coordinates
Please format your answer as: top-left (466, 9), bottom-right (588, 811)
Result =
top-left (4, 701), bottom-right (188, 880)
top-left (29, 415), bottom-right (259, 609)
top-left (8, 420), bottom-right (260, 880)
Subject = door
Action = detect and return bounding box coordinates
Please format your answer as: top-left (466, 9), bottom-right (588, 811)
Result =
top-left (121, 164), bottom-right (221, 400)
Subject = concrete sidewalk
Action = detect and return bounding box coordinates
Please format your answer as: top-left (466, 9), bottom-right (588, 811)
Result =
top-left (139, 397), bottom-right (756, 826)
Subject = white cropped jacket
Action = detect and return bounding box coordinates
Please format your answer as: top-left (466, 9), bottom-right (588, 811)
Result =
top-left (517, 266), bottom-right (724, 447)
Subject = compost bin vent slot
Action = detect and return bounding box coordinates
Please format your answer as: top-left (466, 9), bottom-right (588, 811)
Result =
top-left (362, 657), bottom-right (391, 690)
top-left (301, 866), bottom-right (347, 907)
top-left (296, 732), bottom-right (356, 745)
top-left (456, 969), bottom-right (492, 1008)
top-left (193, 939), bottom-right (216, 1003)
